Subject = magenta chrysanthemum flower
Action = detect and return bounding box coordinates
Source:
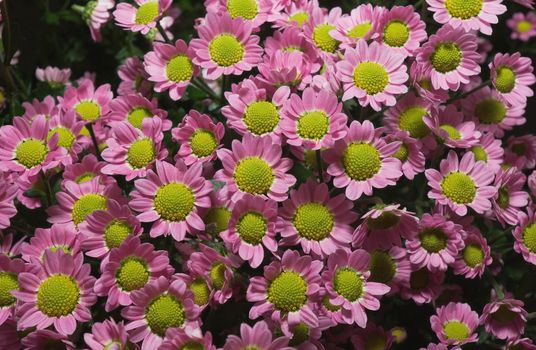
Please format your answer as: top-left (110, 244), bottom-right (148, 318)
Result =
top-left (377, 5), bottom-right (427, 57)
top-left (94, 236), bottom-right (173, 311)
top-left (73, 0), bottom-right (115, 42)
top-left (426, 0), bottom-right (506, 35)
top-left (222, 194), bottom-right (278, 268)
top-left (223, 321), bottom-right (291, 350)
top-left (21, 329), bottom-right (75, 349)
top-left (14, 250), bottom-right (97, 335)
top-left (508, 12), bottom-right (536, 41)
top-left (247, 250), bottom-right (323, 328)
top-left (121, 276), bottom-right (200, 349)
top-left (172, 110), bottom-right (225, 165)
top-left (129, 161), bottom-right (212, 241)
top-left (491, 168), bottom-right (529, 226)
top-left (351, 323), bottom-right (395, 350)
top-left (35, 67), bottom-right (71, 87)
top-left (113, 0), bottom-right (171, 34)
top-left (324, 120), bottom-right (402, 201)
top-left (0, 255), bottom-right (24, 326)
top-left (386, 131), bottom-right (426, 180)
top-left (400, 267), bottom-right (445, 305)
top-left (84, 318), bottom-right (131, 350)
top-left (407, 213), bottom-right (465, 272)
top-left (60, 79), bottom-right (113, 123)
top-left (303, 7), bottom-right (342, 57)
top-left (144, 40), bottom-right (199, 101)
top-left (206, 0), bottom-right (272, 29)
top-left (221, 78), bottom-right (289, 143)
top-left (337, 40), bottom-right (408, 111)
top-left (452, 230), bottom-right (492, 278)
top-left (505, 338), bottom-right (536, 350)
top-left (416, 25), bottom-right (480, 91)
top-left (62, 154), bottom-right (111, 185)
top-left (330, 4), bottom-right (384, 49)
top-left (513, 206), bottom-right (536, 265)
top-left (202, 188), bottom-right (232, 239)
top-left (281, 87), bottom-right (347, 150)
top-left (430, 302), bottom-right (479, 346)
top-left (108, 93), bottom-right (171, 131)
top-left (257, 50), bottom-right (316, 90)
top-left (215, 134), bottom-right (295, 202)
top-left (264, 27), bottom-right (319, 64)
top-left (480, 292), bottom-right (528, 340)
top-left (269, 0), bottom-right (317, 30)
top-left (173, 272), bottom-right (213, 311)
top-left (118, 57), bottom-right (152, 97)
top-left (425, 151), bottom-right (497, 216)
top-left (190, 13), bottom-right (263, 79)
top-left (489, 52), bottom-right (536, 106)
top-left (353, 204), bottom-right (418, 250)
top-left (528, 170), bottom-right (536, 197)
top-left (160, 328), bottom-right (216, 350)
top-left (278, 179), bottom-right (356, 258)
top-left (48, 111), bottom-right (89, 160)
top-left (21, 96), bottom-right (60, 122)
top-left (0, 233), bottom-right (24, 258)
top-left (366, 246), bottom-right (412, 295)
top-left (0, 181), bottom-right (17, 230)
top-left (424, 104), bottom-right (481, 149)
top-left (409, 62), bottom-right (450, 104)
top-left (21, 224), bottom-right (81, 263)
top-left (505, 134), bottom-right (536, 170)
top-left (322, 249), bottom-right (390, 327)
top-left (463, 132), bottom-right (504, 173)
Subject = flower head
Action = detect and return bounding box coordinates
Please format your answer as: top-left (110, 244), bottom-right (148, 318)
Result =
top-left (480, 292), bottom-right (528, 340)
top-left (113, 0), bottom-right (172, 34)
top-left (430, 302), bottom-right (479, 346)
top-left (508, 12), bottom-right (536, 41)
top-left (490, 52), bottom-right (536, 106)
top-left (513, 206), bottom-right (536, 265)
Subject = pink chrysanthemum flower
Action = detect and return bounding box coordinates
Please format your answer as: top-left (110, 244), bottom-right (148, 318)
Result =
top-left (113, 0), bottom-right (171, 34)
top-left (491, 168), bottom-right (529, 226)
top-left (73, 0), bottom-right (115, 42)
top-left (424, 104), bottom-right (481, 149)
top-left (79, 199), bottom-right (142, 259)
top-left (330, 4), bottom-right (384, 49)
top-left (508, 12), bottom-right (536, 41)
top-left (118, 57), bottom-right (152, 97)
top-left (190, 13), bottom-right (263, 79)
top-left (463, 132), bottom-right (504, 173)
top-left (94, 236), bottom-right (172, 311)
top-left (386, 131), bottom-right (426, 180)
top-left (21, 96), bottom-right (60, 122)
top-left (0, 319), bottom-right (22, 349)
top-left (322, 249), bottom-right (389, 327)
top-left (281, 87), bottom-right (347, 150)
top-left (431, 302), bottom-right (479, 346)
top-left (311, 63), bottom-right (341, 95)
top-left (278, 179), bottom-right (356, 258)
top-left (0, 116), bottom-right (66, 180)
top-left (426, 0), bottom-right (506, 35)
top-left (35, 67), bottom-right (71, 87)
top-left (60, 79), bottom-right (113, 123)
top-left (47, 177), bottom-right (124, 229)
top-left (122, 276), bottom-right (200, 349)
top-left (351, 323), bottom-right (395, 350)
top-left (377, 5), bottom-right (427, 57)
top-left (353, 203), bottom-right (418, 250)
top-left (504, 134), bottom-right (536, 170)
top-left (303, 7), bottom-right (342, 57)
top-left (247, 250), bottom-right (322, 328)
top-left (406, 213), bottom-right (465, 272)
top-left (0, 255), bottom-right (24, 325)
top-left (21, 224), bottom-right (81, 263)
top-left (270, 0), bottom-right (318, 30)
top-left (264, 27), bottom-right (319, 65)
top-left (174, 272), bottom-right (213, 311)
top-left (161, 328), bottom-right (216, 350)
top-left (0, 181), bottom-right (17, 230)
top-left (528, 170), bottom-right (536, 197)
top-left (202, 188), bottom-right (233, 239)
top-left (324, 120), bottom-right (402, 201)
top-left (130, 161), bottom-right (212, 241)
top-left (206, 0), bottom-right (272, 29)
top-left (463, 86), bottom-right (526, 138)
top-left (452, 230), bottom-right (492, 278)
top-left (278, 315), bottom-right (333, 349)
top-left (409, 62), bottom-right (450, 104)
top-left (222, 194), bottom-right (278, 268)
top-left (513, 206), bottom-right (536, 265)
top-left (223, 321), bottom-right (291, 350)
top-left (505, 338), bottom-right (536, 350)
top-left (416, 25), bottom-right (480, 91)
top-left (337, 40), bottom-right (408, 111)
top-left (14, 250), bottom-right (96, 335)
top-left (0, 233), bottom-right (24, 258)
top-left (513, 0), bottom-right (535, 8)
top-left (401, 267), bottom-right (445, 305)
top-left (489, 52), bottom-right (536, 106)
top-left (425, 151), bottom-right (497, 216)
top-left (62, 154), bottom-right (111, 185)
top-left (215, 134), bottom-right (296, 202)
top-left (144, 40), bottom-right (199, 101)
top-left (22, 329), bottom-right (75, 349)
top-left (84, 318), bottom-right (132, 350)
top-left (48, 110), bottom-right (89, 159)
top-left (172, 110), bottom-right (224, 165)
top-left (221, 78), bottom-right (289, 143)
top-left (366, 246), bottom-right (411, 295)
top-left (257, 50), bottom-right (316, 90)
top-left (108, 94), bottom-right (171, 131)
top-left (480, 291), bottom-right (528, 340)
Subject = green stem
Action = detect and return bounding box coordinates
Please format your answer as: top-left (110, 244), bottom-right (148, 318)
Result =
top-left (444, 80), bottom-right (491, 104)
top-left (316, 149), bottom-right (324, 183)
top-left (39, 171), bottom-right (53, 207)
top-left (191, 78), bottom-right (220, 101)
top-left (71, 4), bottom-right (85, 14)
top-left (156, 22), bottom-right (172, 44)
top-left (86, 123), bottom-right (103, 161)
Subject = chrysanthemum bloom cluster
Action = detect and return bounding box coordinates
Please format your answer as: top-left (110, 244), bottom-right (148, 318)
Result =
top-left (0, 0), bottom-right (535, 348)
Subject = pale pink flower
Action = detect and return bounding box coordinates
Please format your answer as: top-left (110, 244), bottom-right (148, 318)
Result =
top-left (113, 0), bottom-right (172, 34)
top-left (490, 52), bottom-right (536, 106)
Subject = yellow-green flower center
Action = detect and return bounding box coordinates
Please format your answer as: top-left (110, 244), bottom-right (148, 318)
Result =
top-left (399, 106), bottom-right (430, 139)
top-left (243, 101), bottom-right (280, 136)
top-left (353, 62), bottom-right (389, 95)
top-left (511, 142), bottom-right (527, 156)
top-left (348, 22), bottom-right (372, 39)
top-left (312, 24), bottom-right (339, 53)
top-left (145, 294), bottom-right (185, 337)
top-left (523, 222), bottom-right (536, 253)
top-left (517, 20), bottom-right (532, 33)
top-left (104, 220), bottom-right (132, 249)
top-left (72, 193), bottom-right (107, 225)
top-left (236, 211), bottom-right (267, 245)
top-left (289, 12), bottom-right (309, 27)
top-left (0, 272), bottom-right (18, 307)
top-left (289, 323), bottom-right (309, 347)
top-left (445, 0), bottom-right (482, 19)
top-left (492, 305), bottom-right (518, 324)
top-left (49, 245), bottom-right (72, 254)
top-left (48, 127), bottom-right (76, 149)
top-left (367, 211), bottom-right (401, 230)
top-left (471, 146), bottom-right (488, 162)
top-left (180, 342), bottom-right (204, 350)
top-left (234, 157), bottom-right (274, 195)
top-left (227, 0), bottom-right (258, 20)
top-left (440, 124), bottom-right (461, 140)
top-left (334, 267), bottom-right (364, 301)
top-left (209, 262), bottom-right (226, 290)
top-left (297, 111), bottom-right (329, 141)
top-left (497, 186), bottom-right (510, 209)
top-left (410, 268), bottom-right (429, 290)
top-left (366, 334), bottom-right (387, 350)
top-left (208, 34), bottom-right (244, 67)
top-left (190, 129), bottom-right (218, 158)
top-left (342, 143), bottom-right (381, 181)
top-left (393, 143), bottom-right (409, 162)
top-left (293, 202), bottom-right (334, 241)
top-left (190, 278), bottom-right (210, 305)
top-left (204, 207), bottom-right (231, 236)
top-left (37, 274), bottom-right (80, 317)
top-left (475, 98), bottom-right (506, 125)
top-left (154, 182), bottom-right (195, 222)
top-left (75, 101), bottom-right (101, 121)
top-left (116, 256), bottom-right (150, 292)
top-left (322, 295), bottom-right (341, 312)
top-left (15, 139), bottom-right (48, 169)
top-left (128, 107), bottom-right (153, 129)
top-left (268, 271), bottom-right (307, 312)
top-left (495, 66), bottom-right (516, 93)
top-left (166, 55), bottom-right (194, 83)
top-left (419, 228), bottom-right (448, 253)
top-left (431, 42), bottom-right (462, 73)
top-left (75, 172), bottom-right (96, 183)
top-left (463, 243), bottom-right (484, 267)
top-left (369, 250), bottom-right (396, 284)
top-left (383, 20), bottom-right (409, 47)
top-left (443, 321), bottom-right (470, 341)
top-left (127, 138), bottom-right (155, 169)
top-left (135, 2), bottom-right (159, 25)
top-left (441, 172), bottom-right (476, 204)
